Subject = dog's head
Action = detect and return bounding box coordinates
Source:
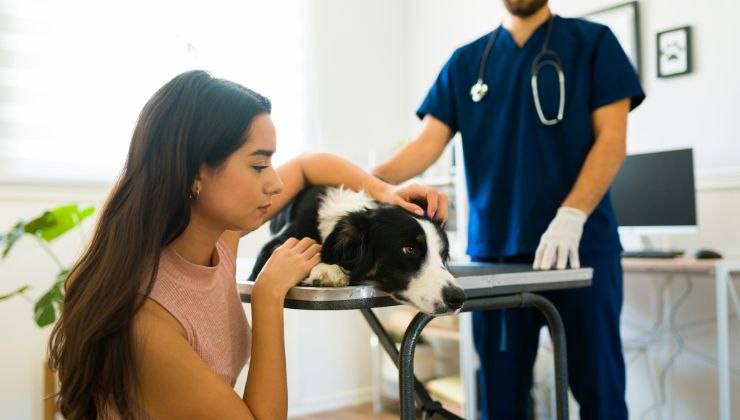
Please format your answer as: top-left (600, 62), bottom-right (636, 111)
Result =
top-left (322, 205), bottom-right (465, 314)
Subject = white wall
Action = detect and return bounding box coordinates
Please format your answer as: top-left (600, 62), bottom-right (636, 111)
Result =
top-left (308, 0), bottom-right (409, 167)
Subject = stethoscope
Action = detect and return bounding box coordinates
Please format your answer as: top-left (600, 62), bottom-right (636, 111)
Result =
top-left (469, 16), bottom-right (565, 126)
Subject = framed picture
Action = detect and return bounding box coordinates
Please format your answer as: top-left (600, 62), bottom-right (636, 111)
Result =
top-left (657, 26), bottom-right (692, 78)
top-left (582, 1), bottom-right (642, 80)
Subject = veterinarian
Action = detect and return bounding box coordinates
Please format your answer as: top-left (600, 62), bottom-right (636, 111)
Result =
top-left (373, 0), bottom-right (644, 418)
top-left (48, 70), bottom-right (442, 419)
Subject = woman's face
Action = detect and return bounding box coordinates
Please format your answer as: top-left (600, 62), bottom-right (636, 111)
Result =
top-left (193, 114), bottom-right (284, 233)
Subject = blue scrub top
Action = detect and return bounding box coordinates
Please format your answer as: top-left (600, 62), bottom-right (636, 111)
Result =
top-left (418, 16), bottom-right (645, 258)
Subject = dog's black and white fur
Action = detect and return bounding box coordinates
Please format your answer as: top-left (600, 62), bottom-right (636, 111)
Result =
top-left (248, 186), bottom-right (465, 314)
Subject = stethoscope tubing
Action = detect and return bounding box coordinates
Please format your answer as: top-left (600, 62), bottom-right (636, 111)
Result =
top-left (470, 15), bottom-right (565, 126)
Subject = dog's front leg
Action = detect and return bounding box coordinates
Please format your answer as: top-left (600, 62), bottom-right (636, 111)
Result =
top-left (305, 263), bottom-right (350, 287)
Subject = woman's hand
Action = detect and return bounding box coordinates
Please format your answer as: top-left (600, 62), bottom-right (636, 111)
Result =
top-left (368, 181), bottom-right (449, 223)
top-left (253, 237), bottom-right (321, 299)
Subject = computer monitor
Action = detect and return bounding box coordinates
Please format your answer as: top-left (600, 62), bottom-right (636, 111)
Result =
top-left (610, 148), bottom-right (697, 235)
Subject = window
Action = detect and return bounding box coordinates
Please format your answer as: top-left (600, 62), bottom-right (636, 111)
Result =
top-left (0, 0), bottom-right (313, 183)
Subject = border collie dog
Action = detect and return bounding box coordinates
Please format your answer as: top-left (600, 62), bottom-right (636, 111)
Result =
top-left (248, 186), bottom-right (465, 314)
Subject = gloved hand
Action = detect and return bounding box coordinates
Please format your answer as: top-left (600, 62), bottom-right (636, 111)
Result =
top-left (533, 207), bottom-right (587, 270)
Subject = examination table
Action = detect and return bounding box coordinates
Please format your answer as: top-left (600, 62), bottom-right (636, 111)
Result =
top-left (238, 262), bottom-right (592, 419)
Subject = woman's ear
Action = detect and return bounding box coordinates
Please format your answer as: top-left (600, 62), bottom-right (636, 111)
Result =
top-left (191, 164), bottom-right (208, 198)
top-left (195, 163), bottom-right (208, 184)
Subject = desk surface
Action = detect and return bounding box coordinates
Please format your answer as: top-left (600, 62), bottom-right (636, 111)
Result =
top-left (622, 257), bottom-right (740, 274)
top-left (237, 262), bottom-right (592, 310)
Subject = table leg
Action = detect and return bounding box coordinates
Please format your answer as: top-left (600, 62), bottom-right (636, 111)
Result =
top-left (520, 293), bottom-right (569, 420)
top-left (360, 309), bottom-right (460, 419)
top-left (399, 312), bottom-right (435, 419)
top-left (399, 293), bottom-right (569, 420)
top-left (716, 266), bottom-right (730, 420)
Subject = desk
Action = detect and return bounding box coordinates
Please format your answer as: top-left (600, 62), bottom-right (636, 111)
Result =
top-left (238, 262), bottom-right (592, 419)
top-left (622, 257), bottom-right (740, 420)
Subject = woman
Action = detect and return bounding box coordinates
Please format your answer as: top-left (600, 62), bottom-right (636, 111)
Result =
top-left (48, 70), bottom-right (448, 419)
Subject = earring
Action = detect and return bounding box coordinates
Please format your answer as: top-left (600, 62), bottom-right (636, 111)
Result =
top-left (190, 185), bottom-right (200, 200)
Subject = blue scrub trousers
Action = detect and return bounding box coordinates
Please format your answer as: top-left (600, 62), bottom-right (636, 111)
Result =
top-left (472, 251), bottom-right (627, 420)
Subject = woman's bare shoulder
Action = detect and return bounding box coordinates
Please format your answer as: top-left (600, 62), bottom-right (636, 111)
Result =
top-left (131, 298), bottom-right (253, 419)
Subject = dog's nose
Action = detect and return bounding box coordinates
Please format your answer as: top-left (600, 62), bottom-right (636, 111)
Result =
top-left (442, 286), bottom-right (465, 310)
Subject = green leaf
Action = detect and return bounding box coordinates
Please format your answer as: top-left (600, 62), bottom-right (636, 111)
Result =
top-left (1, 221), bottom-right (26, 259)
top-left (33, 270), bottom-right (68, 327)
top-left (24, 204), bottom-right (95, 243)
top-left (33, 292), bottom-right (56, 327)
top-left (0, 284), bottom-right (31, 301)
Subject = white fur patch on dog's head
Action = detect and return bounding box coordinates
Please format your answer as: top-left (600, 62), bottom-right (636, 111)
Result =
top-left (317, 187), bottom-right (377, 241)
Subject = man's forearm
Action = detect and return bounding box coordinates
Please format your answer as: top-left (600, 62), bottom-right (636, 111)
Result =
top-left (373, 116), bottom-right (453, 184)
top-left (562, 132), bottom-right (626, 215)
top-left (373, 138), bottom-right (444, 185)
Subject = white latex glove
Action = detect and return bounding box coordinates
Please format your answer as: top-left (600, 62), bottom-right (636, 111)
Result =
top-left (533, 207), bottom-right (587, 270)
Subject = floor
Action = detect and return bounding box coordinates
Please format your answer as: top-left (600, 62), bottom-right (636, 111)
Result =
top-left (290, 402), bottom-right (401, 420)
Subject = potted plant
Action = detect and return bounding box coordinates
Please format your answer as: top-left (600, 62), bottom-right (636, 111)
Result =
top-left (1, 204), bottom-right (94, 326)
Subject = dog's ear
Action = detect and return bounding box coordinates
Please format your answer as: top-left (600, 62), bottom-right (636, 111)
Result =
top-left (321, 211), bottom-right (374, 279)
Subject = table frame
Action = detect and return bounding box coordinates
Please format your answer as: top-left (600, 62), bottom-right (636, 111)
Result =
top-left (238, 263), bottom-right (592, 419)
top-left (621, 258), bottom-right (740, 420)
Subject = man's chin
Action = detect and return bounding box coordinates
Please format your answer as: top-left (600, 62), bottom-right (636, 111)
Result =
top-left (504, 0), bottom-right (548, 17)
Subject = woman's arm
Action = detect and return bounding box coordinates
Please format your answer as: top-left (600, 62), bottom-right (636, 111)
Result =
top-left (263, 153), bottom-right (426, 222)
top-left (133, 299), bottom-right (255, 419)
top-left (241, 287), bottom-right (287, 417)
top-left (243, 237), bottom-right (320, 419)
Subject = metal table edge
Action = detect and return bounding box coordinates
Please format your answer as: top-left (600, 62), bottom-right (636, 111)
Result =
top-left (237, 266), bottom-right (593, 310)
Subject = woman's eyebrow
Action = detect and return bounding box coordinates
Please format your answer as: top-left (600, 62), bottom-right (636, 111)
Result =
top-left (249, 149), bottom-right (274, 157)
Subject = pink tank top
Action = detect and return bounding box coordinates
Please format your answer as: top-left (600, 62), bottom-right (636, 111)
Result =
top-left (146, 238), bottom-right (251, 386)
top-left (103, 239), bottom-right (250, 418)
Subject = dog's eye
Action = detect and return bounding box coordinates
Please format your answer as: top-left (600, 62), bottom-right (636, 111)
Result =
top-left (401, 246), bottom-right (419, 257)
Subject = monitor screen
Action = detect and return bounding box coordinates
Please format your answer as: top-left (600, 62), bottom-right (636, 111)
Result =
top-left (610, 148), bottom-right (696, 228)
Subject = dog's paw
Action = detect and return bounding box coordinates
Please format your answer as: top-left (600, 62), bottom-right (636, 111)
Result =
top-left (307, 263), bottom-right (350, 287)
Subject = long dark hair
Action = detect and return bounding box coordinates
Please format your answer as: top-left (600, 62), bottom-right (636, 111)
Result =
top-left (48, 70), bottom-right (271, 419)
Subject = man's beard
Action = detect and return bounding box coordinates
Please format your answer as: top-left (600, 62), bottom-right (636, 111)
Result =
top-left (503, 0), bottom-right (548, 17)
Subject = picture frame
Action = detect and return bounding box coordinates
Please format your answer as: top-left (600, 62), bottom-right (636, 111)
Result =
top-left (582, 1), bottom-right (642, 80)
top-left (656, 26), bottom-right (692, 78)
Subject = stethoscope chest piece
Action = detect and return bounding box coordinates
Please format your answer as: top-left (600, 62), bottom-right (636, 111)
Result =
top-left (470, 79), bottom-right (488, 102)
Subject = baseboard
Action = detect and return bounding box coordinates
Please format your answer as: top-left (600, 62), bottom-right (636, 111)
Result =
top-left (287, 386), bottom-right (374, 417)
